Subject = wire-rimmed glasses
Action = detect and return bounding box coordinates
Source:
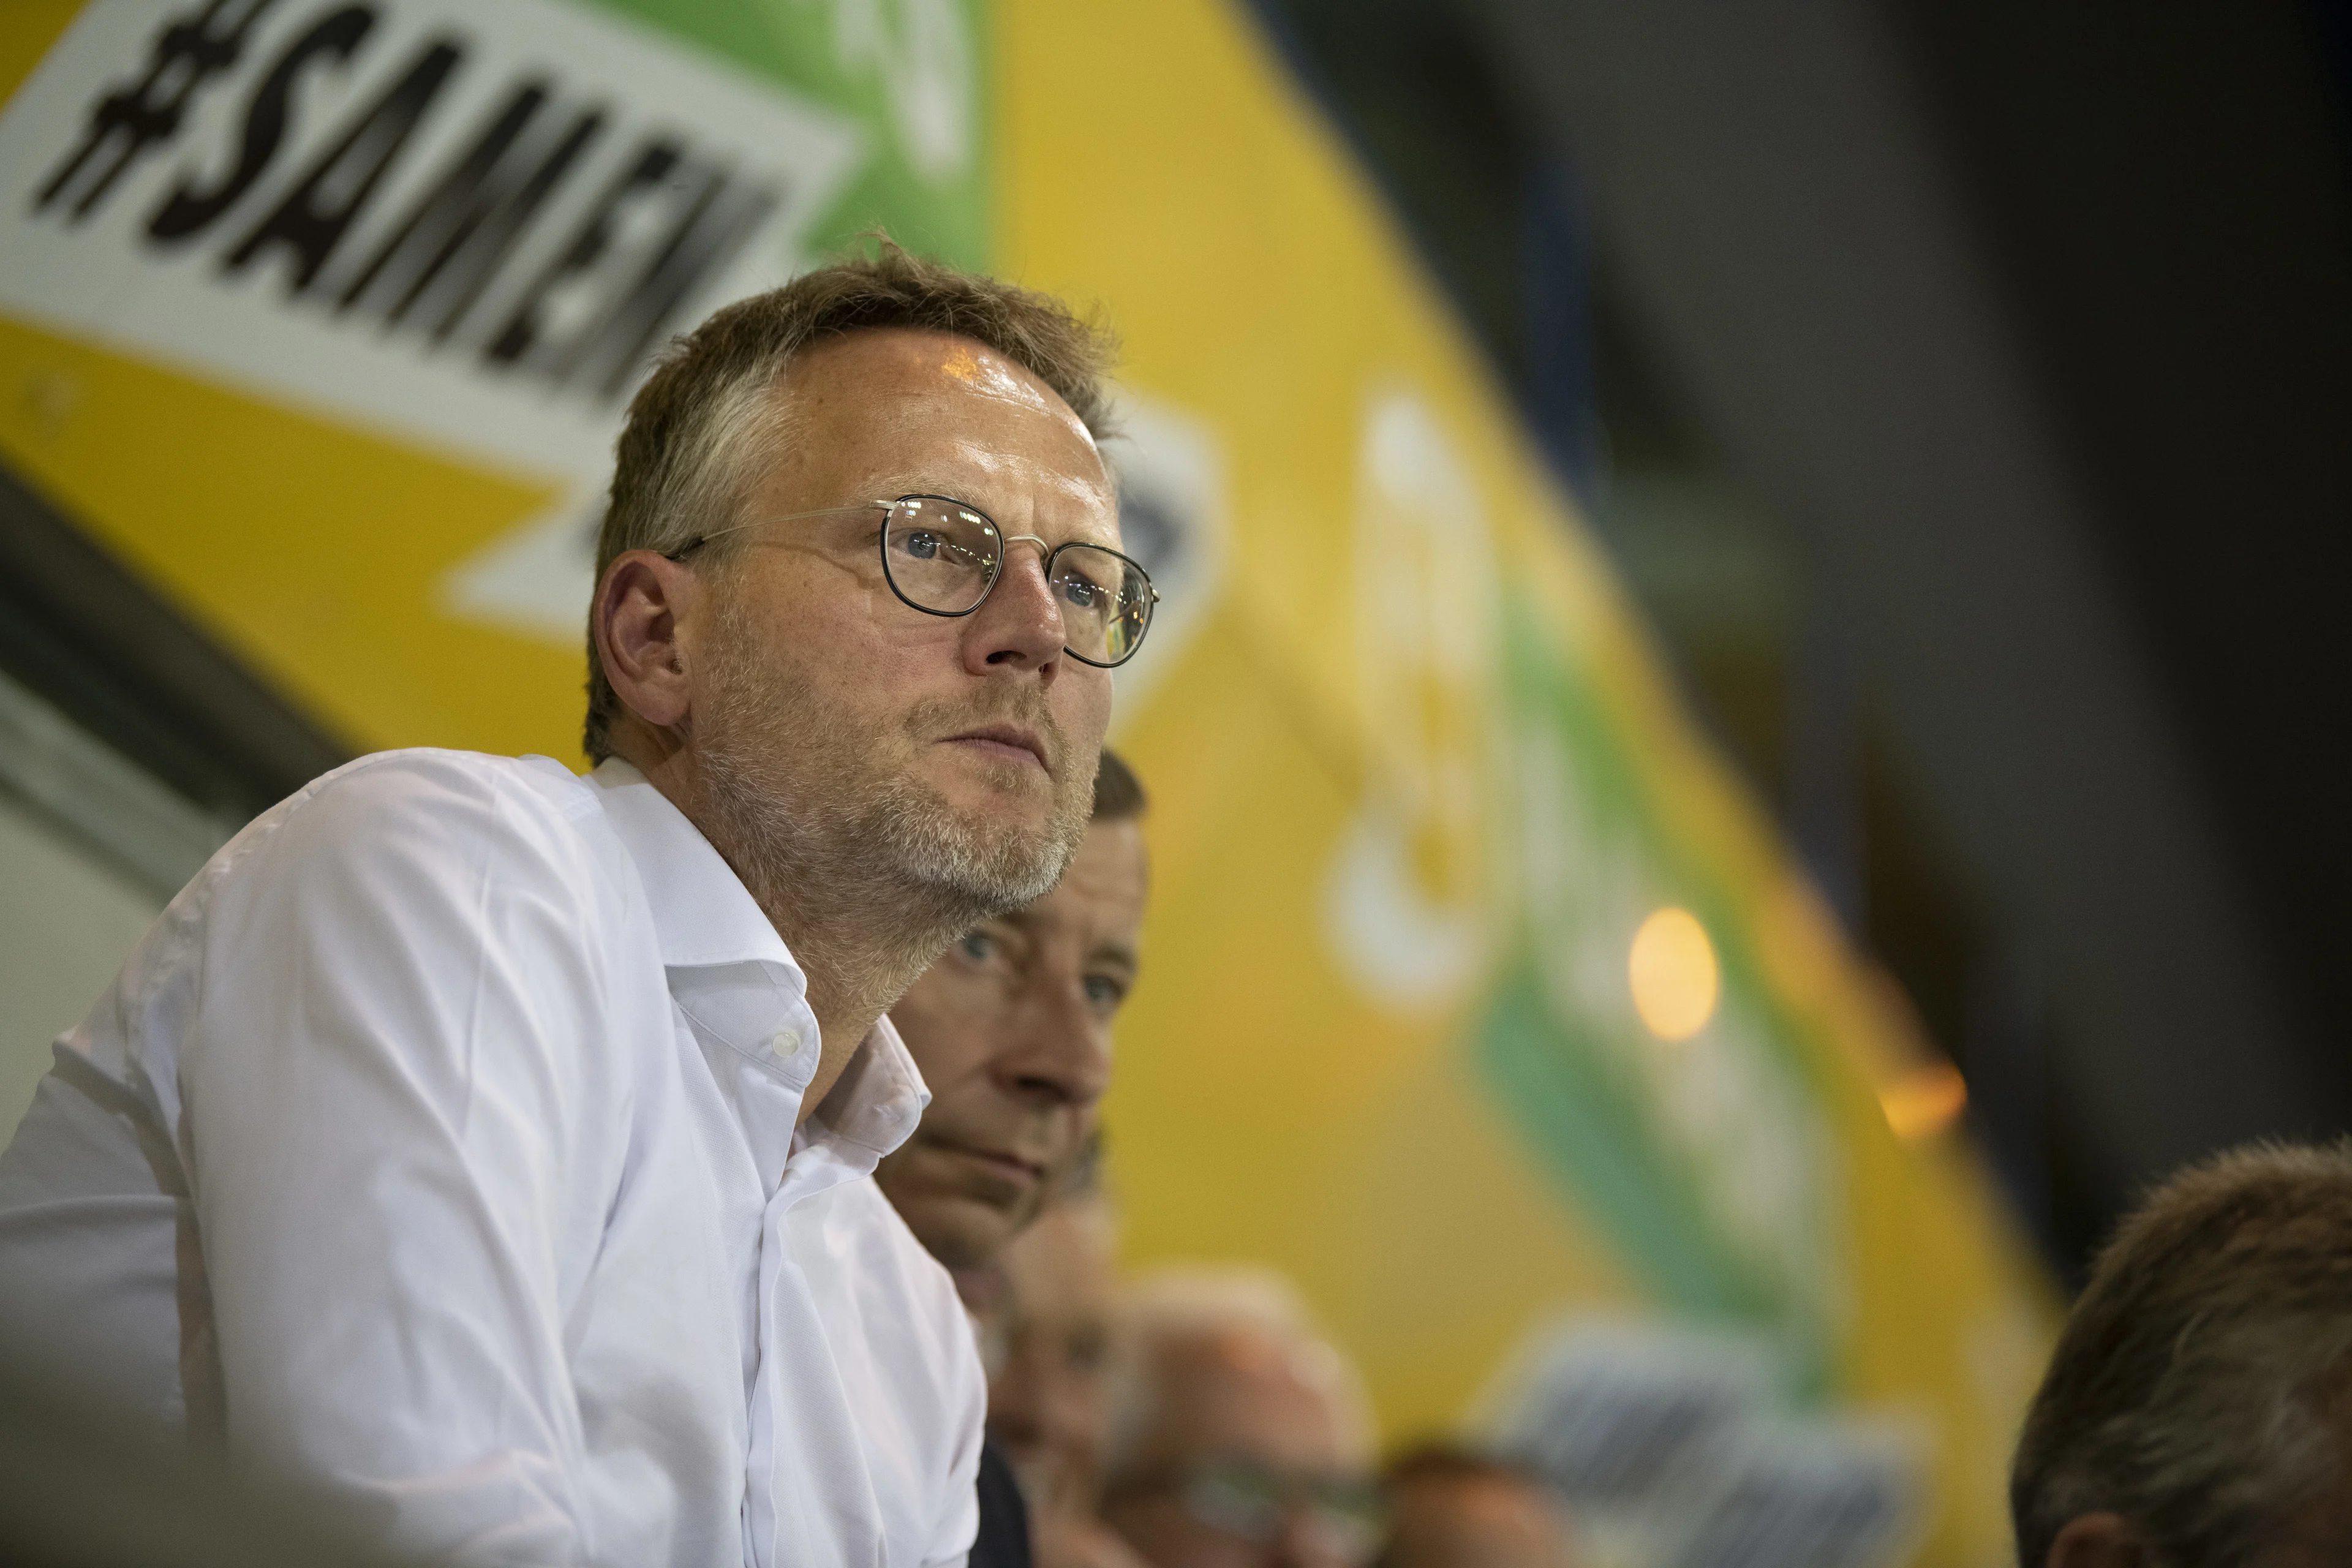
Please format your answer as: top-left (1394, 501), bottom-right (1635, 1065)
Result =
top-left (671, 494), bottom-right (1156, 668)
top-left (1100, 1459), bottom-right (1387, 1566)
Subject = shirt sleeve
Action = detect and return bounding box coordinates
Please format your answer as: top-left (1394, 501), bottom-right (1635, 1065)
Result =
top-left (178, 755), bottom-right (624, 1566)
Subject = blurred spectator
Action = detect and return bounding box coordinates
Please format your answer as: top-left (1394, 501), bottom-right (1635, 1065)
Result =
top-left (2011, 1139), bottom-right (2352, 1567)
top-left (1101, 1268), bottom-right (1382, 1568)
top-left (1375, 1447), bottom-right (1577, 1568)
top-left (989, 1177), bottom-right (1152, 1568)
top-left (879, 750), bottom-right (1150, 1568)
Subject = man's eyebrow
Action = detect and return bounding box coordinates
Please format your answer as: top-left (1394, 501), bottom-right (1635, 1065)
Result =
top-left (1088, 938), bottom-right (1140, 974)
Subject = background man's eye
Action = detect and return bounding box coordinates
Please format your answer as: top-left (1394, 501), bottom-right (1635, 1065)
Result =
top-left (959, 932), bottom-right (995, 962)
top-left (1083, 974), bottom-right (1124, 1008)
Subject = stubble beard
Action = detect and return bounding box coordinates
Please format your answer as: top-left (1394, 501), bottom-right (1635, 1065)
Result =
top-left (687, 595), bottom-right (1095, 995)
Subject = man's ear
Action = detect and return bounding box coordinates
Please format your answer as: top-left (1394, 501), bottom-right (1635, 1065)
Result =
top-left (2048, 1513), bottom-right (2145, 1568)
top-left (595, 550), bottom-right (703, 734)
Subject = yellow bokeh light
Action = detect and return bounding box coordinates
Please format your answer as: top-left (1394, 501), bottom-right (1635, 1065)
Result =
top-left (1629, 906), bottom-right (1719, 1042)
top-left (1879, 1061), bottom-right (1969, 1140)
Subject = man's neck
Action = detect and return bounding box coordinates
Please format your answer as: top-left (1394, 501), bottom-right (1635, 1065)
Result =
top-left (609, 724), bottom-right (956, 1118)
top-left (758, 898), bottom-right (944, 1109)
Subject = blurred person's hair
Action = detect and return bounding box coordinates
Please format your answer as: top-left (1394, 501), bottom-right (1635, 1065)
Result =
top-left (2011, 1138), bottom-right (2352, 1567)
top-left (1375, 1444), bottom-right (1570, 1568)
top-left (1092, 747), bottom-right (1147, 824)
top-left (1104, 1266), bottom-right (1375, 1483)
top-left (1380, 1442), bottom-right (1547, 1493)
top-left (584, 239), bottom-right (1120, 761)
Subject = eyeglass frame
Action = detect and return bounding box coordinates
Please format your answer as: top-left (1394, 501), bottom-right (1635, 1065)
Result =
top-left (1100, 1457), bottom-right (1388, 1563)
top-left (665, 493), bottom-right (1159, 669)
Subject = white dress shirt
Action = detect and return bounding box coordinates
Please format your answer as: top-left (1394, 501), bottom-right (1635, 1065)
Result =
top-left (0, 750), bottom-right (984, 1568)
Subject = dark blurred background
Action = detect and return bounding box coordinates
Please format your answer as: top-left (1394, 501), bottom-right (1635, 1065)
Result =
top-left (1253, 0), bottom-right (2352, 1282)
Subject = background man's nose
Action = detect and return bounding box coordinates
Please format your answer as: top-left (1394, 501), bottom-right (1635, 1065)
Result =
top-left (1003, 992), bottom-right (1114, 1110)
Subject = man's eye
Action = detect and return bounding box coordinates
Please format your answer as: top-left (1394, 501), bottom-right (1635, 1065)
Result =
top-left (959, 932), bottom-right (997, 962)
top-left (1082, 973), bottom-right (1126, 1010)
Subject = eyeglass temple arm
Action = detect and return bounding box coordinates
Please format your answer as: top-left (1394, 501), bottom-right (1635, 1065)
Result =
top-left (679, 500), bottom-right (897, 551)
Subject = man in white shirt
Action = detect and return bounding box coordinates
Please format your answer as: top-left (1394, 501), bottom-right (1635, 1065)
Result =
top-left (0, 244), bottom-right (1159, 1568)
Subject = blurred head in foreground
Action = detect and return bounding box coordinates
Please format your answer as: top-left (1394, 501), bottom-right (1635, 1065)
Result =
top-left (1101, 1268), bottom-right (1381, 1568)
top-left (2011, 1139), bottom-right (2352, 1568)
top-left (1374, 1447), bottom-right (1576, 1568)
top-left (878, 750), bottom-right (1148, 1269)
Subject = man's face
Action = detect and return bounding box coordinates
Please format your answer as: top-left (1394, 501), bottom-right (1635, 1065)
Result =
top-left (1103, 1329), bottom-right (1378, 1568)
top-left (878, 817), bottom-right (1147, 1267)
top-left (684, 328), bottom-right (1120, 927)
top-left (988, 1199), bottom-right (1122, 1522)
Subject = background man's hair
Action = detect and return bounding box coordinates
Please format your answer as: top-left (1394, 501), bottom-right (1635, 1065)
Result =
top-left (583, 241), bottom-right (1119, 761)
top-left (1092, 748), bottom-right (1147, 823)
top-left (1102, 1266), bottom-right (1375, 1487)
top-left (1380, 1442), bottom-right (1547, 1493)
top-left (2010, 1138), bottom-right (2352, 1567)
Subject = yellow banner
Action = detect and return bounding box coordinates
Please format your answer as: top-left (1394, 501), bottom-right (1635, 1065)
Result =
top-left (998, 2), bottom-right (2053, 1562)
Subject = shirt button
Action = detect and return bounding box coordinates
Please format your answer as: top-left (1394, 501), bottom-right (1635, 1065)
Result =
top-left (770, 1028), bottom-right (805, 1062)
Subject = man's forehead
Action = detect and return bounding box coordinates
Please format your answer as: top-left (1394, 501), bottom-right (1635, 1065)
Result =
top-left (1008, 842), bottom-right (1146, 941)
top-left (785, 326), bottom-right (1093, 440)
top-left (765, 329), bottom-right (1113, 528)
top-left (995, 894), bottom-right (1136, 956)
top-left (933, 339), bottom-right (1069, 420)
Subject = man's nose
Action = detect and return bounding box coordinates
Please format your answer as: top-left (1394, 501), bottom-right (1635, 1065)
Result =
top-left (1001, 985), bottom-right (1114, 1110)
top-left (962, 537), bottom-right (1065, 673)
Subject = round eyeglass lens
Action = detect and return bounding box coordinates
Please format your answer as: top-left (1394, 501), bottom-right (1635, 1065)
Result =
top-left (884, 497), bottom-right (1000, 613)
top-left (1048, 543), bottom-right (1154, 666)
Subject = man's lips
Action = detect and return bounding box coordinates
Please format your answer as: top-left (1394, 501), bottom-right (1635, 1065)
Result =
top-left (941, 723), bottom-right (1049, 771)
top-left (932, 1139), bottom-right (1049, 1185)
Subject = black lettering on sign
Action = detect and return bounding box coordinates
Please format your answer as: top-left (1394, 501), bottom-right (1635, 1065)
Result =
top-left (337, 80), bottom-right (605, 341)
top-left (573, 172), bottom-right (777, 399)
top-left (485, 141), bottom-right (777, 400)
top-left (221, 36), bottom-right (464, 294)
top-left (148, 5), bottom-right (377, 245)
top-left (28, 1), bottom-right (789, 412)
top-left (480, 137), bottom-right (679, 371)
top-left (34, 0), bottom-right (277, 222)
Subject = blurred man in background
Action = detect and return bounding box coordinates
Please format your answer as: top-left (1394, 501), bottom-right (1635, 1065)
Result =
top-left (2011, 1140), bottom-right (2352, 1568)
top-left (1101, 1269), bottom-right (1384, 1568)
top-left (988, 1176), bottom-right (1148, 1568)
top-left (1373, 1448), bottom-right (1577, 1568)
top-left (877, 750), bottom-right (1150, 1568)
top-left (0, 247), bottom-right (1151, 1567)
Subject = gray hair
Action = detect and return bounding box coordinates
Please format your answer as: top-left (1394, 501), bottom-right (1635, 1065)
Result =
top-left (1103, 1265), bottom-right (1376, 1485)
top-left (2011, 1139), bottom-right (2352, 1566)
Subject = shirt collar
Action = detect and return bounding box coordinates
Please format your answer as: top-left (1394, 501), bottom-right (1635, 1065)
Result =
top-left (589, 757), bottom-right (790, 971)
top-left (800, 1011), bottom-right (929, 1166)
top-left (589, 758), bottom-right (930, 1180)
